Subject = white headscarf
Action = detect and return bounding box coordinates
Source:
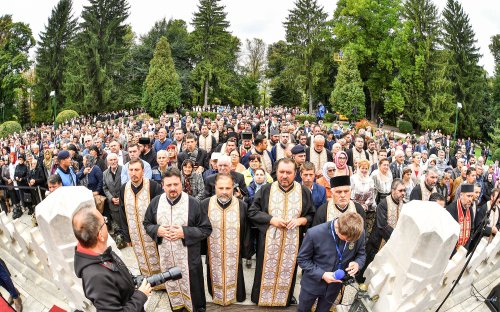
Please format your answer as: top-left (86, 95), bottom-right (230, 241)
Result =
top-left (322, 162), bottom-right (336, 182)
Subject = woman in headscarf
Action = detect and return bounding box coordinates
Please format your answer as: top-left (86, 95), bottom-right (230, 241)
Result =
top-left (334, 150), bottom-right (352, 176)
top-left (316, 162), bottom-right (336, 200)
top-left (350, 159), bottom-right (375, 212)
top-left (181, 159), bottom-right (204, 201)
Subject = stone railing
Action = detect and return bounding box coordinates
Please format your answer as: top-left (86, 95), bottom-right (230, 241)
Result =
top-left (1, 191), bottom-right (499, 311)
top-left (0, 186), bottom-right (121, 312)
top-left (363, 200), bottom-right (500, 312)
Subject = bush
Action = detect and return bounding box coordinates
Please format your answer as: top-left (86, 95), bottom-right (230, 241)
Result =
top-left (0, 121), bottom-right (22, 139)
top-left (55, 110), bottom-right (79, 125)
top-left (295, 115), bottom-right (316, 124)
top-left (398, 120), bottom-right (413, 134)
top-left (324, 113), bottom-right (336, 122)
top-left (493, 148), bottom-right (500, 162)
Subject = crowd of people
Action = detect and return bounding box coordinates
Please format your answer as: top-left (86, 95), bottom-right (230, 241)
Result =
top-left (1, 105), bottom-right (500, 311)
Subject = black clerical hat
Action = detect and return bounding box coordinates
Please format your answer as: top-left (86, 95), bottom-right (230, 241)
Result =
top-left (460, 184), bottom-right (474, 193)
top-left (291, 145), bottom-right (306, 155)
top-left (138, 137), bottom-right (150, 145)
top-left (241, 132), bottom-right (253, 140)
top-left (330, 175), bottom-right (351, 189)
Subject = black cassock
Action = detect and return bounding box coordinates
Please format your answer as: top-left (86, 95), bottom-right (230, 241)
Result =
top-left (312, 201), bottom-right (366, 227)
top-left (200, 197), bottom-right (252, 303)
top-left (118, 179), bottom-right (163, 242)
top-left (143, 194), bottom-right (212, 312)
top-left (247, 183), bottom-right (315, 306)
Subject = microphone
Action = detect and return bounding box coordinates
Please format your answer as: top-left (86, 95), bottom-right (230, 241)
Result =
top-left (333, 269), bottom-right (345, 280)
top-left (333, 269), bottom-right (354, 284)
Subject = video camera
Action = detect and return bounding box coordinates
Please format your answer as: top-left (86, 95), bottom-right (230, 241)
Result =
top-left (133, 267), bottom-right (182, 287)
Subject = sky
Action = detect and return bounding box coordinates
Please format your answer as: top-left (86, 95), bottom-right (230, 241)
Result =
top-left (3, 0), bottom-right (499, 75)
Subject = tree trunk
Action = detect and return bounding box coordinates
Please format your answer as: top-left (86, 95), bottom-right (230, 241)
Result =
top-left (203, 78), bottom-right (209, 108)
top-left (308, 79), bottom-right (313, 115)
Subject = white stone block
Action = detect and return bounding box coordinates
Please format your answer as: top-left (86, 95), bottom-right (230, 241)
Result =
top-left (365, 201), bottom-right (459, 312)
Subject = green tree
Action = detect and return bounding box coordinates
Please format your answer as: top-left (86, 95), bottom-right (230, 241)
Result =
top-left (0, 15), bottom-right (35, 121)
top-left (442, 0), bottom-right (486, 138)
top-left (332, 0), bottom-right (402, 120)
top-left (284, 0), bottom-right (328, 114)
top-left (125, 19), bottom-right (192, 107)
top-left (330, 51), bottom-right (365, 121)
top-left (266, 40), bottom-right (303, 107)
top-left (190, 0), bottom-right (236, 107)
top-left (143, 37), bottom-right (181, 116)
top-left (33, 0), bottom-right (77, 121)
top-left (63, 0), bottom-right (130, 113)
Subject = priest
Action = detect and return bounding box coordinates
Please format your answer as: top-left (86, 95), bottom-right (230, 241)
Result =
top-left (201, 173), bottom-right (251, 306)
top-left (313, 175), bottom-right (366, 226)
top-left (118, 159), bottom-right (163, 283)
top-left (446, 184), bottom-right (478, 252)
top-left (248, 158), bottom-right (314, 307)
top-left (143, 167), bottom-right (212, 312)
top-left (409, 166), bottom-right (439, 201)
top-left (363, 178), bottom-right (406, 279)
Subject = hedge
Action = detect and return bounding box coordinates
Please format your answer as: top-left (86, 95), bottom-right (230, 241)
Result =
top-left (0, 121), bottom-right (22, 139)
top-left (398, 120), bottom-right (413, 134)
top-left (55, 110), bottom-right (79, 125)
top-left (295, 115), bottom-right (316, 123)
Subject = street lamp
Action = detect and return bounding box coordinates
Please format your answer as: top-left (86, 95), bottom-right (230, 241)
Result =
top-left (50, 90), bottom-right (56, 129)
top-left (454, 102), bottom-right (462, 140)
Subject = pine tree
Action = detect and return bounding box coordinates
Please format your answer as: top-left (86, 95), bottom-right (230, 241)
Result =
top-left (190, 0), bottom-right (235, 107)
top-left (330, 51), bottom-right (365, 121)
top-left (63, 0), bottom-right (130, 113)
top-left (143, 37), bottom-right (181, 116)
top-left (442, 0), bottom-right (485, 138)
top-left (284, 0), bottom-right (328, 114)
top-left (34, 0), bottom-right (77, 121)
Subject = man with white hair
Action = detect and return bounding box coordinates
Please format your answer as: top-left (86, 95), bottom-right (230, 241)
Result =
top-left (202, 155), bottom-right (248, 201)
top-left (103, 152), bottom-right (122, 233)
top-left (305, 134), bottom-right (333, 177)
top-left (390, 150), bottom-right (405, 179)
top-left (82, 135), bottom-right (93, 156)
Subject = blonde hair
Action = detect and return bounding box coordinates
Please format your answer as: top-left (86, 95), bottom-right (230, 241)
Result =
top-left (357, 159), bottom-right (370, 169)
top-left (337, 212), bottom-right (364, 242)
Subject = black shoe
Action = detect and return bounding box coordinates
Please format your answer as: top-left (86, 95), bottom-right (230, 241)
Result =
top-left (115, 234), bottom-right (127, 249)
top-left (12, 205), bottom-right (23, 219)
top-left (290, 296), bottom-right (297, 305)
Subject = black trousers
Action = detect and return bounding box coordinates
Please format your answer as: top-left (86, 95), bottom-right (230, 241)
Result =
top-left (297, 285), bottom-right (341, 312)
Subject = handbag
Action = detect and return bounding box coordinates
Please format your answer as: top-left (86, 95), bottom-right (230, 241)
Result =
top-left (94, 194), bottom-right (106, 214)
top-left (23, 192), bottom-right (32, 203)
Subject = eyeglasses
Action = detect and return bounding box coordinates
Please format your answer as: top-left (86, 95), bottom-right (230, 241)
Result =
top-left (98, 216), bottom-right (108, 233)
top-left (327, 169), bottom-right (335, 172)
top-left (338, 157), bottom-right (346, 160)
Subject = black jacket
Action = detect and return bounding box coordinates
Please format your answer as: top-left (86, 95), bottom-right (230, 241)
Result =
top-left (74, 246), bottom-right (147, 312)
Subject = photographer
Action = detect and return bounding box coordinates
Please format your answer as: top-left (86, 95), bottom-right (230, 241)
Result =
top-left (297, 212), bottom-right (366, 312)
top-left (73, 205), bottom-right (151, 311)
